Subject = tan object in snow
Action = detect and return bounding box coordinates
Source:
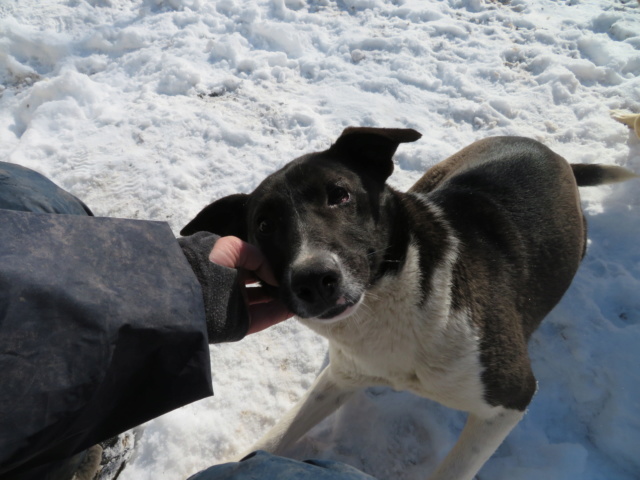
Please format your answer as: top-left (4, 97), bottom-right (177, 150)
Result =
top-left (611, 110), bottom-right (640, 138)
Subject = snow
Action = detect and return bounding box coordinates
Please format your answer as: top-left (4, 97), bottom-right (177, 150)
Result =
top-left (1, 0), bottom-right (639, 479)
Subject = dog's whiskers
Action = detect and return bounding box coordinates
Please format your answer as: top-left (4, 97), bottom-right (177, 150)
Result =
top-left (363, 291), bottom-right (382, 302)
top-left (350, 308), bottom-right (369, 329)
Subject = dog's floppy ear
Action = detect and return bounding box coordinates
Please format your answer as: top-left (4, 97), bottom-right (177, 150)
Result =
top-left (180, 193), bottom-right (249, 238)
top-left (328, 127), bottom-right (422, 182)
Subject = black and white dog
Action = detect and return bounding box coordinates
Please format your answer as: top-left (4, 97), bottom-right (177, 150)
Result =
top-left (182, 128), bottom-right (635, 480)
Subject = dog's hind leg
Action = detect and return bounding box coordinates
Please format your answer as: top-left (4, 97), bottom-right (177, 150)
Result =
top-left (243, 366), bottom-right (357, 458)
top-left (428, 407), bottom-right (525, 480)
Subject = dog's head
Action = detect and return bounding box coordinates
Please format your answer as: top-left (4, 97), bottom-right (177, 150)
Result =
top-left (181, 127), bottom-right (421, 321)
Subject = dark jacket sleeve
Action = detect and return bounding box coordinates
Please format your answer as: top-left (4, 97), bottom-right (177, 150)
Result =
top-left (0, 210), bottom-right (245, 479)
top-left (178, 232), bottom-right (250, 343)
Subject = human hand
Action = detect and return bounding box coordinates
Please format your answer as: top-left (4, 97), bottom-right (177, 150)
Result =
top-left (209, 236), bottom-right (293, 334)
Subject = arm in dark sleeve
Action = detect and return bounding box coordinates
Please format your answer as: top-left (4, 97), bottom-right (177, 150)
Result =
top-left (178, 232), bottom-right (250, 343)
top-left (0, 210), bottom-right (244, 478)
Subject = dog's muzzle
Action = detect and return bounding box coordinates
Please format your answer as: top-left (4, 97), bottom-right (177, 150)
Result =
top-left (287, 253), bottom-right (360, 320)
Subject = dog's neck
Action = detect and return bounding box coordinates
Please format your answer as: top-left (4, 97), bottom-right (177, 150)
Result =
top-left (372, 187), bottom-right (454, 303)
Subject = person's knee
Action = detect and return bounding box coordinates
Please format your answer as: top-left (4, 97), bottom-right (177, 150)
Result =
top-left (187, 451), bottom-right (377, 480)
top-left (0, 162), bottom-right (92, 216)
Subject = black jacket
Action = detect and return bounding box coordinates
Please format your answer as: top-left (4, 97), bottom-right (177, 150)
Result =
top-left (0, 210), bottom-right (250, 479)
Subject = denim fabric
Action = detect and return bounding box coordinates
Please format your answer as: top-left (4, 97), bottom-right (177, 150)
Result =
top-left (0, 161), bottom-right (93, 215)
top-left (188, 451), bottom-right (377, 480)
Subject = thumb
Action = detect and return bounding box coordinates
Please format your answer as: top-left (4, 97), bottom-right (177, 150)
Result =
top-left (209, 236), bottom-right (278, 286)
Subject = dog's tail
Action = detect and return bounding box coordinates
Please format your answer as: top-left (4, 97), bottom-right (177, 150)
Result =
top-left (571, 164), bottom-right (638, 187)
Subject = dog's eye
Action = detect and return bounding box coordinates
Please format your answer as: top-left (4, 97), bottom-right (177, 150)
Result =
top-left (257, 218), bottom-right (274, 235)
top-left (327, 185), bottom-right (350, 206)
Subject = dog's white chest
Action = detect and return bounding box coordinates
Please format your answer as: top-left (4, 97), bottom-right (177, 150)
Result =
top-left (301, 243), bottom-right (490, 413)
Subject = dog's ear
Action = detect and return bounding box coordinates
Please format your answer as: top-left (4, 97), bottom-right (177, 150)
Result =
top-left (328, 127), bottom-right (422, 182)
top-left (180, 193), bottom-right (249, 238)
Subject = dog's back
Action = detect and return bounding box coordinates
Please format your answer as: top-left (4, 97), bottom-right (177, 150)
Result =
top-left (416, 137), bottom-right (585, 330)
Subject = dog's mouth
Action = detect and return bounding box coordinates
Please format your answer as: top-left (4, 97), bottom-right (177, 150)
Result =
top-left (318, 304), bottom-right (350, 320)
top-left (285, 292), bottom-right (363, 322)
top-left (315, 295), bottom-right (362, 322)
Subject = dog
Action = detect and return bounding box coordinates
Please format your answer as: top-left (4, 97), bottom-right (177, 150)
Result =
top-left (181, 128), bottom-right (636, 480)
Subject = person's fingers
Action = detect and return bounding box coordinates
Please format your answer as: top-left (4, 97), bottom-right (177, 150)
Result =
top-left (247, 300), bottom-right (294, 335)
top-left (208, 236), bottom-right (291, 335)
top-left (246, 285), bottom-right (275, 304)
top-left (209, 236), bottom-right (278, 286)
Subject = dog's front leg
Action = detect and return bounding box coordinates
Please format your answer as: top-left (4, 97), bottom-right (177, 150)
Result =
top-left (428, 407), bottom-right (524, 480)
top-left (245, 365), bottom-right (357, 457)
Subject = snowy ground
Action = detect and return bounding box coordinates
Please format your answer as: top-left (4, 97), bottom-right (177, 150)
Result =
top-left (1, 0), bottom-right (640, 479)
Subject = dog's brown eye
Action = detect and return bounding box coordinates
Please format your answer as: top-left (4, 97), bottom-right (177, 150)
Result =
top-left (327, 186), bottom-right (350, 206)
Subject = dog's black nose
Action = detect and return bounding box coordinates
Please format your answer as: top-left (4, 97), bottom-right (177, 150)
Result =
top-left (291, 257), bottom-right (342, 309)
